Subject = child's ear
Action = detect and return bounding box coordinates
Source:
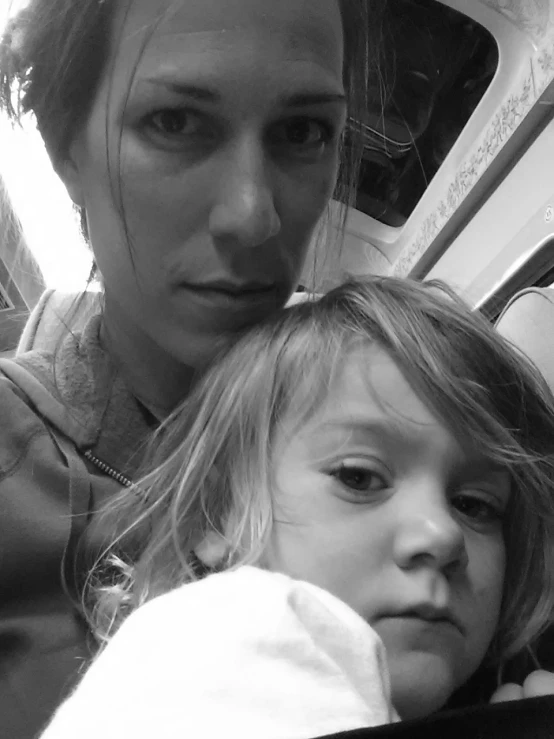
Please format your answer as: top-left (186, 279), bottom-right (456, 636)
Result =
top-left (194, 531), bottom-right (229, 568)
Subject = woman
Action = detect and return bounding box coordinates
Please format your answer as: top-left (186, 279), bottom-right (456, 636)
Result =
top-left (0, 0), bottom-right (371, 736)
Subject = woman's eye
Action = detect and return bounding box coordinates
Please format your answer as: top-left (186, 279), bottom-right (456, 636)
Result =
top-left (331, 465), bottom-right (387, 494)
top-left (452, 494), bottom-right (503, 525)
top-left (271, 118), bottom-right (335, 153)
top-left (146, 109), bottom-right (204, 137)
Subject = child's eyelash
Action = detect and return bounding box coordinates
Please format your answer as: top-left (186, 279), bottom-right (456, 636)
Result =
top-left (330, 463), bottom-right (388, 494)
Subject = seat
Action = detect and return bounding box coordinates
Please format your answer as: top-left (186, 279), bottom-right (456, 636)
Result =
top-left (495, 287), bottom-right (554, 390)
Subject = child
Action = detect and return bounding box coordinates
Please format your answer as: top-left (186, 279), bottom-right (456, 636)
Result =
top-left (39, 277), bottom-right (554, 738)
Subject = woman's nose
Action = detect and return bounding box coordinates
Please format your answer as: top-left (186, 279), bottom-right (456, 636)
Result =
top-left (393, 489), bottom-right (468, 575)
top-left (209, 138), bottom-right (281, 249)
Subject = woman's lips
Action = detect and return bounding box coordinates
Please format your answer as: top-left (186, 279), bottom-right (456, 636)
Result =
top-left (178, 282), bottom-right (279, 308)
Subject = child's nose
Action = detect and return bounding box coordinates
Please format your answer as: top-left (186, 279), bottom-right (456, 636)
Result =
top-left (392, 489), bottom-right (468, 575)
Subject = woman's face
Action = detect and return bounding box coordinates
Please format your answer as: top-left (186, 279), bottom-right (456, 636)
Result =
top-left (264, 346), bottom-right (509, 720)
top-left (62, 0), bottom-right (345, 362)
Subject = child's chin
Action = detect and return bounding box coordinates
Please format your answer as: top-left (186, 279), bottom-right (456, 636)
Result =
top-left (389, 654), bottom-right (457, 720)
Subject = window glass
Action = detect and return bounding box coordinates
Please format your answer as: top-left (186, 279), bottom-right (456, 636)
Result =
top-left (352, 0), bottom-right (498, 228)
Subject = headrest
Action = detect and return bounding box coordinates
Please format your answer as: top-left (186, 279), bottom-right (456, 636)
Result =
top-left (495, 287), bottom-right (554, 391)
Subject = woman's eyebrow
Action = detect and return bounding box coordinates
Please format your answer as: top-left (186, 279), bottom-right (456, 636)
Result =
top-left (141, 79), bottom-right (346, 107)
top-left (142, 80), bottom-right (221, 102)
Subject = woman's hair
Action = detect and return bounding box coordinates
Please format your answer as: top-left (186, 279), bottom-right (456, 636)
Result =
top-left (0, 0), bottom-right (379, 245)
top-left (86, 276), bottom-right (554, 674)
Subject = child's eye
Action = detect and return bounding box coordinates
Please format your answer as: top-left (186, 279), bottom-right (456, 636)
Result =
top-left (451, 494), bottom-right (504, 526)
top-left (330, 464), bottom-right (388, 494)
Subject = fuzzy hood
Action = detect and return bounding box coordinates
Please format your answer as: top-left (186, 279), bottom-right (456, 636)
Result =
top-left (1, 314), bottom-right (156, 479)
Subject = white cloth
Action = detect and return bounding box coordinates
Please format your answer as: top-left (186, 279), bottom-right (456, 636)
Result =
top-left (39, 567), bottom-right (400, 738)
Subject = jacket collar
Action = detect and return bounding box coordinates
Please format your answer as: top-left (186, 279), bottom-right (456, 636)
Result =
top-left (12, 314), bottom-right (158, 479)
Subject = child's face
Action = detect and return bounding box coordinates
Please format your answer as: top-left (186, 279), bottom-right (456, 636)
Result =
top-left (264, 345), bottom-right (510, 720)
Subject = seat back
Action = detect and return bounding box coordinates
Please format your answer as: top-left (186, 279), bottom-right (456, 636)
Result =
top-left (495, 287), bottom-right (554, 390)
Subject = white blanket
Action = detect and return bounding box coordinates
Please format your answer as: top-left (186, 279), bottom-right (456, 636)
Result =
top-left (39, 567), bottom-right (400, 738)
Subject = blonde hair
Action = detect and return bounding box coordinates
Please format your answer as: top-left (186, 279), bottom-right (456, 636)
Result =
top-left (86, 276), bottom-right (554, 671)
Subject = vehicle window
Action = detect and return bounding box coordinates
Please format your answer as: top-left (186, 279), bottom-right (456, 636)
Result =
top-left (0, 115), bottom-right (92, 291)
top-left (351, 0), bottom-right (498, 228)
top-left (0, 1), bottom-right (91, 292)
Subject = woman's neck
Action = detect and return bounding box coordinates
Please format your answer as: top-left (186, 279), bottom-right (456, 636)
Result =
top-left (99, 299), bottom-right (197, 418)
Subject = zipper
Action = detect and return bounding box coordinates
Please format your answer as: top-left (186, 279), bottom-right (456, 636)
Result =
top-left (83, 449), bottom-right (133, 488)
